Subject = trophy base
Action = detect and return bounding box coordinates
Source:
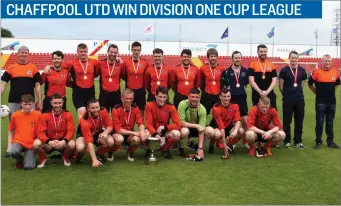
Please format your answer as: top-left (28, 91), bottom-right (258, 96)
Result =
top-left (145, 154), bottom-right (157, 165)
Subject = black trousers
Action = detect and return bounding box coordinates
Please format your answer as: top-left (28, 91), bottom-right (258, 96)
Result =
top-left (252, 91), bottom-right (277, 110)
top-left (283, 99), bottom-right (305, 144)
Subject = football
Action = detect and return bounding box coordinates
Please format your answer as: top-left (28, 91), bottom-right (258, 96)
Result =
top-left (1, 105), bottom-right (10, 119)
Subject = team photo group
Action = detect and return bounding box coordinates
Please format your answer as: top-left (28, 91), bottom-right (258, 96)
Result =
top-left (1, 41), bottom-right (340, 169)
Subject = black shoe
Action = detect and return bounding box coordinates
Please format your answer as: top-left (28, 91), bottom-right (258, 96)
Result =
top-left (208, 144), bottom-right (214, 154)
top-left (327, 143), bottom-right (340, 149)
top-left (4, 152), bottom-right (11, 158)
top-left (50, 153), bottom-right (62, 159)
top-left (179, 148), bottom-right (186, 157)
top-left (313, 143), bottom-right (322, 150)
top-left (144, 150), bottom-right (151, 160)
top-left (161, 149), bottom-right (173, 159)
top-left (97, 154), bottom-right (107, 163)
top-left (187, 140), bottom-right (198, 151)
top-left (76, 155), bottom-right (83, 164)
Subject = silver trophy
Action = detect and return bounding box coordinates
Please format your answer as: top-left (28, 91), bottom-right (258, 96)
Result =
top-left (146, 137), bottom-right (159, 164)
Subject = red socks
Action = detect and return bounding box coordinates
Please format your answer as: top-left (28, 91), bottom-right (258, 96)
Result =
top-left (97, 146), bottom-right (110, 155)
top-left (127, 145), bottom-right (138, 153)
top-left (163, 138), bottom-right (177, 151)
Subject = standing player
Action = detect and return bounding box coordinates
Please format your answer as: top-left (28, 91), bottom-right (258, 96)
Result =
top-left (7, 94), bottom-right (41, 169)
top-left (170, 49), bottom-right (200, 108)
top-left (35, 93), bottom-right (76, 167)
top-left (248, 44), bottom-right (278, 109)
top-left (221, 51), bottom-right (249, 149)
top-left (145, 86), bottom-right (181, 159)
top-left (40, 51), bottom-right (72, 113)
top-left (144, 48), bottom-right (171, 102)
top-left (98, 44), bottom-right (125, 113)
top-left (178, 88), bottom-right (207, 159)
top-left (279, 51), bottom-right (307, 149)
top-left (245, 97), bottom-right (286, 157)
top-left (123, 41), bottom-right (149, 114)
top-left (206, 88), bottom-right (244, 158)
top-left (200, 48), bottom-right (225, 115)
top-left (111, 89), bottom-right (150, 161)
top-left (75, 99), bottom-right (114, 168)
top-left (308, 54), bottom-right (340, 149)
top-left (1, 46), bottom-right (42, 114)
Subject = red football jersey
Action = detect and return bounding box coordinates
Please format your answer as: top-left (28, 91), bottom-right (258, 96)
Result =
top-left (112, 104), bottom-right (143, 133)
top-left (247, 106), bottom-right (282, 130)
top-left (212, 103), bottom-right (241, 129)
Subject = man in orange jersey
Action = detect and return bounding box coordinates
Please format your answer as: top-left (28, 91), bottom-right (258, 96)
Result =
top-left (40, 51), bottom-right (72, 113)
top-left (123, 41), bottom-right (149, 112)
top-left (144, 48), bottom-right (171, 102)
top-left (35, 93), bottom-right (76, 168)
top-left (1, 46), bottom-right (42, 115)
top-left (206, 88), bottom-right (244, 158)
top-left (245, 96), bottom-right (286, 157)
top-left (170, 49), bottom-right (200, 108)
top-left (145, 86), bottom-right (181, 159)
top-left (200, 48), bottom-right (225, 115)
top-left (98, 44), bottom-right (125, 113)
top-left (308, 54), bottom-right (340, 149)
top-left (248, 44), bottom-right (278, 109)
top-left (7, 94), bottom-right (41, 169)
top-left (75, 99), bottom-right (114, 168)
top-left (110, 89), bottom-right (150, 161)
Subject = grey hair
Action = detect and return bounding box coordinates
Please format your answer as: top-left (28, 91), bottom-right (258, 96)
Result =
top-left (18, 46), bottom-right (29, 52)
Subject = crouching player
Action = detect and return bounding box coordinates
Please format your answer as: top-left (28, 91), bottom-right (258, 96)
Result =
top-left (206, 88), bottom-right (244, 158)
top-left (245, 96), bottom-right (286, 157)
top-left (7, 94), bottom-right (41, 169)
top-left (111, 89), bottom-right (150, 161)
top-left (75, 99), bottom-right (114, 168)
top-left (145, 86), bottom-right (181, 159)
top-left (178, 88), bottom-right (208, 160)
top-left (35, 94), bottom-right (76, 168)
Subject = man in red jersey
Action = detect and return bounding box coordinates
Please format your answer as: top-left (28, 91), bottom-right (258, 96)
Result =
top-left (170, 49), bottom-right (200, 108)
top-left (245, 96), bottom-right (286, 157)
top-left (205, 88), bottom-right (244, 158)
top-left (110, 89), bottom-right (150, 161)
top-left (144, 48), bottom-right (171, 102)
top-left (145, 86), bottom-right (181, 159)
top-left (98, 44), bottom-right (125, 113)
top-left (75, 99), bottom-right (114, 168)
top-left (35, 93), bottom-right (76, 167)
top-left (200, 48), bottom-right (225, 115)
top-left (40, 51), bottom-right (72, 113)
top-left (123, 41), bottom-right (149, 113)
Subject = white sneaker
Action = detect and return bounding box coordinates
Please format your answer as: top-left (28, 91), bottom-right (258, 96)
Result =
top-left (284, 143), bottom-right (291, 148)
top-left (37, 159), bottom-right (47, 168)
top-left (62, 156), bottom-right (71, 167)
top-left (243, 143), bottom-right (250, 149)
top-left (127, 153), bottom-right (135, 162)
top-left (107, 153), bottom-right (115, 162)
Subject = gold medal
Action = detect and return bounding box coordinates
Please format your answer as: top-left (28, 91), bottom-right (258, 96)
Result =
top-left (212, 81), bottom-right (216, 85)
top-left (236, 83), bottom-right (240, 88)
top-left (108, 78), bottom-right (112, 82)
top-left (293, 83), bottom-right (297, 87)
top-left (157, 81), bottom-right (161, 85)
top-left (262, 75), bottom-right (265, 79)
top-left (84, 75), bottom-right (88, 80)
top-left (185, 81), bottom-right (189, 85)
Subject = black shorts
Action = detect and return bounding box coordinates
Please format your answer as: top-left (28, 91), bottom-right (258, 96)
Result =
top-left (256, 133), bottom-right (269, 143)
top-left (173, 92), bottom-right (187, 109)
top-left (132, 88), bottom-right (146, 110)
top-left (209, 121), bottom-right (234, 136)
top-left (252, 92), bottom-right (277, 110)
top-left (72, 87), bottom-right (95, 110)
top-left (200, 91), bottom-right (220, 115)
top-left (42, 96), bottom-right (67, 113)
top-left (99, 90), bottom-right (121, 113)
top-left (76, 126), bottom-right (104, 147)
top-left (147, 93), bottom-right (155, 102)
top-left (231, 94), bottom-right (248, 116)
top-left (187, 128), bottom-right (199, 138)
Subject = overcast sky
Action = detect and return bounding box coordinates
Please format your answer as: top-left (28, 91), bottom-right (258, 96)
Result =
top-left (1, 1), bottom-right (340, 46)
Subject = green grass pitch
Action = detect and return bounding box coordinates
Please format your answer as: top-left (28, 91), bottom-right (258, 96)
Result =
top-left (1, 81), bottom-right (340, 205)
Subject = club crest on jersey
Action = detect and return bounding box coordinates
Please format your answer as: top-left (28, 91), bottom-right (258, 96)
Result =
top-left (27, 71), bottom-right (32, 76)
top-left (138, 64), bottom-right (143, 68)
top-left (241, 72), bottom-right (245, 77)
top-left (332, 76), bottom-right (335, 80)
top-left (215, 70), bottom-right (220, 74)
top-left (61, 74), bottom-right (66, 77)
top-left (163, 110), bottom-right (167, 114)
top-left (230, 73), bottom-right (234, 76)
top-left (162, 70), bottom-right (167, 74)
top-left (267, 67), bottom-right (271, 71)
